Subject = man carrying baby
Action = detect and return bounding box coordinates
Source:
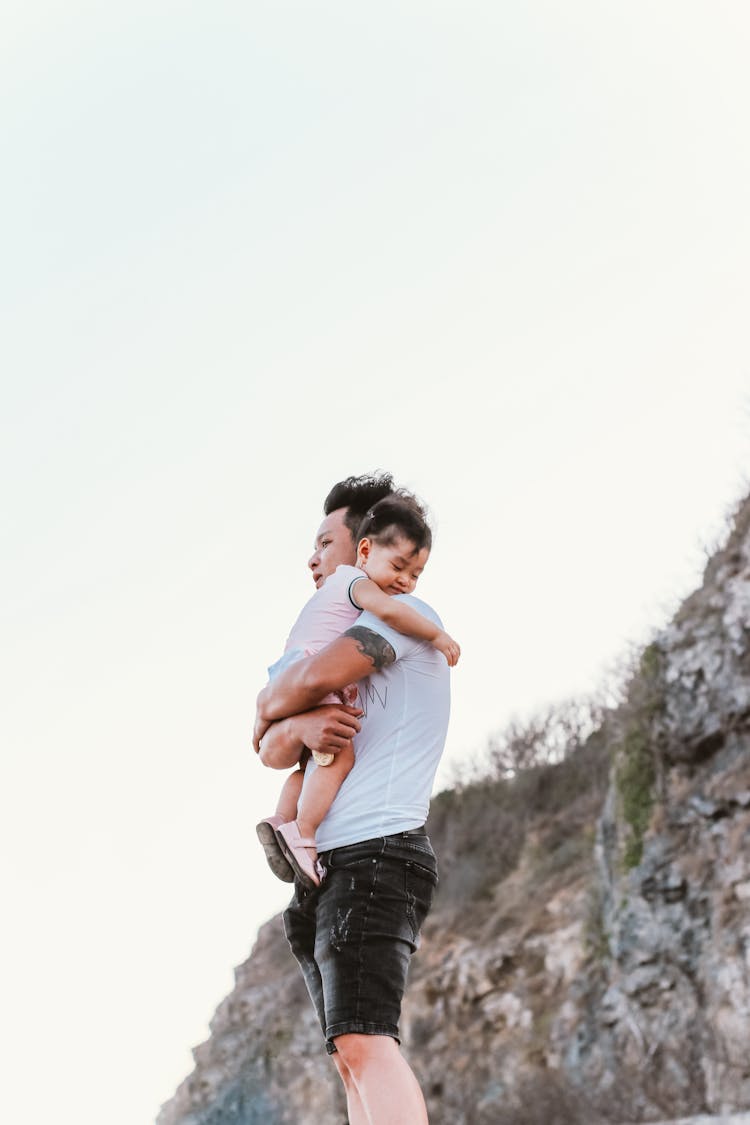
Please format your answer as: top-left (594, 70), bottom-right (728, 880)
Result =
top-left (254, 477), bottom-right (450, 1125)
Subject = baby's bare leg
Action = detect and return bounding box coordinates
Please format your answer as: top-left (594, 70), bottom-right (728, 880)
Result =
top-left (275, 768), bottom-right (305, 823)
top-left (296, 743), bottom-right (355, 839)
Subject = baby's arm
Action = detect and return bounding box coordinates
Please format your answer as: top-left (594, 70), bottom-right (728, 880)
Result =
top-left (352, 578), bottom-right (460, 667)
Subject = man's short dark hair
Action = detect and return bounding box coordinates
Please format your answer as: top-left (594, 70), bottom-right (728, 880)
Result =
top-left (323, 472), bottom-right (395, 542)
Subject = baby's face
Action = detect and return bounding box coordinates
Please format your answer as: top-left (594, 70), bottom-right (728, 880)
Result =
top-left (359, 535), bottom-right (430, 596)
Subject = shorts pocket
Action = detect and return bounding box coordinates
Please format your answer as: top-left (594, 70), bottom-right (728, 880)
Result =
top-left (404, 860), bottom-right (438, 943)
top-left (405, 857), bottom-right (439, 885)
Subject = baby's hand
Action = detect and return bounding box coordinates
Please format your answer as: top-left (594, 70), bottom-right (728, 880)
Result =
top-left (433, 630), bottom-right (461, 667)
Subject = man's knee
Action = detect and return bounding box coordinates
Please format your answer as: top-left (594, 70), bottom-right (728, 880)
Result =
top-left (332, 1033), bottom-right (397, 1076)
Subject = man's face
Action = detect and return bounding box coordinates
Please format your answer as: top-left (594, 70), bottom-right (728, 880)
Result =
top-left (308, 508), bottom-right (357, 588)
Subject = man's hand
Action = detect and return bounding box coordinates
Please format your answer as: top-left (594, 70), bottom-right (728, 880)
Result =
top-left (295, 704), bottom-right (363, 755)
top-left (252, 703), bottom-right (363, 758)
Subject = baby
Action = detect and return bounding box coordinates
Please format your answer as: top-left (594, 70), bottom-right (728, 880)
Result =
top-left (256, 494), bottom-right (459, 889)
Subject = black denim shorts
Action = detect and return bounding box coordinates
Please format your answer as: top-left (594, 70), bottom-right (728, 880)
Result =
top-left (282, 829), bottom-right (438, 1053)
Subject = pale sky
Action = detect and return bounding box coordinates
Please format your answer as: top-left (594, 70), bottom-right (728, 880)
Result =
top-left (2, 4), bottom-right (749, 1124)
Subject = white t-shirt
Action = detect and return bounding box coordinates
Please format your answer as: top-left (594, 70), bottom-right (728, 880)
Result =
top-left (310, 594), bottom-right (451, 851)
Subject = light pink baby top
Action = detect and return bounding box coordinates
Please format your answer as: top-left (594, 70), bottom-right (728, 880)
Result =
top-left (267, 565), bottom-right (367, 687)
top-left (285, 564), bottom-right (366, 654)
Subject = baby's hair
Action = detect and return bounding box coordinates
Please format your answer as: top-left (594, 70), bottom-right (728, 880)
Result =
top-left (356, 492), bottom-right (432, 554)
top-left (323, 472), bottom-right (395, 542)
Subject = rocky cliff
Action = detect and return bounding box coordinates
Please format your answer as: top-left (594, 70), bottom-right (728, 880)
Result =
top-left (158, 496), bottom-right (750, 1125)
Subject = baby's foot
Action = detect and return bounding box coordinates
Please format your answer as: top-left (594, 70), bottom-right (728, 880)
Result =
top-left (275, 821), bottom-right (320, 891)
top-left (256, 815), bottom-right (294, 883)
top-left (311, 749), bottom-right (334, 766)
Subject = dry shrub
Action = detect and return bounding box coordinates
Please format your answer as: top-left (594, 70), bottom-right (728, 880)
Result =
top-left (426, 704), bottom-right (612, 925)
top-left (485, 696), bottom-right (607, 779)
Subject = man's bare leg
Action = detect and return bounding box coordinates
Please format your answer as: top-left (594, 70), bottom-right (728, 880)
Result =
top-left (332, 1053), bottom-right (368, 1125)
top-left (332, 1034), bottom-right (428, 1125)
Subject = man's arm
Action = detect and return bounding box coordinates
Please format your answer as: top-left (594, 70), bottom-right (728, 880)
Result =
top-left (256, 626), bottom-right (396, 725)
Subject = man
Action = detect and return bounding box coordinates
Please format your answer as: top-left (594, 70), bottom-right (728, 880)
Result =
top-left (254, 477), bottom-right (450, 1125)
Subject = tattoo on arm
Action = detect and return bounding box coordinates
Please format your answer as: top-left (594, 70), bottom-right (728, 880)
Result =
top-left (344, 626), bottom-right (397, 670)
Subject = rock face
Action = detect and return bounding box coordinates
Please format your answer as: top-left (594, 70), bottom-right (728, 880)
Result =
top-left (158, 498), bottom-right (750, 1125)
